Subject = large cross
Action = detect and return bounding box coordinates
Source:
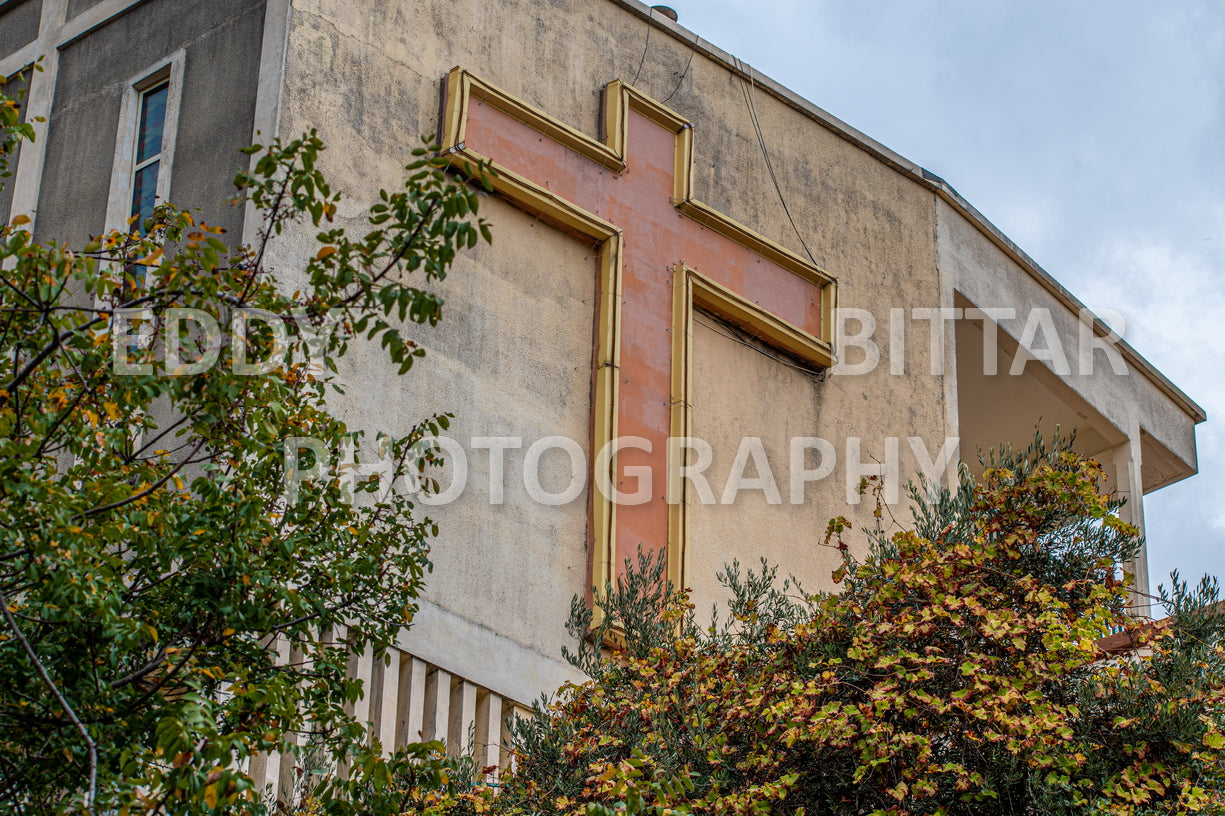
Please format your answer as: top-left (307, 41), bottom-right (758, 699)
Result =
top-left (441, 67), bottom-right (836, 594)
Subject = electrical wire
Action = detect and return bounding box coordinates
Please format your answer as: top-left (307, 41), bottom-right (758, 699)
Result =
top-left (663, 30), bottom-right (700, 104)
top-left (693, 310), bottom-right (824, 379)
top-left (631, 7), bottom-right (654, 87)
top-left (734, 57), bottom-right (818, 268)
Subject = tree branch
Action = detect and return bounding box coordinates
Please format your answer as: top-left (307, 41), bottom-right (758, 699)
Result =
top-left (108, 647), bottom-right (170, 690)
top-left (0, 583), bottom-right (97, 815)
top-left (80, 437), bottom-right (207, 519)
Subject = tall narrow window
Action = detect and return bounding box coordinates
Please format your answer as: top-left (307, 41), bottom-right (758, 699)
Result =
top-left (104, 54), bottom-right (183, 301)
top-left (104, 51), bottom-right (184, 245)
top-left (130, 81), bottom-right (169, 231)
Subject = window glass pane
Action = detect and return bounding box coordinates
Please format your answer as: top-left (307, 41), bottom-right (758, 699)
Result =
top-left (136, 83), bottom-right (168, 165)
top-left (130, 160), bottom-right (160, 228)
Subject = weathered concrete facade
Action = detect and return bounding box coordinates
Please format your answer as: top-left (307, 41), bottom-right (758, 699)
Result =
top-left (1, 0), bottom-right (1205, 777)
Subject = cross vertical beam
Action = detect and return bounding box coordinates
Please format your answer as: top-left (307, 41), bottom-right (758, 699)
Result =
top-left (441, 67), bottom-right (836, 597)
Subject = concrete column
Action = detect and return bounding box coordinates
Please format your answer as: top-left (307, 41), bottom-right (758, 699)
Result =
top-left (396, 656), bottom-right (427, 746)
top-left (277, 637), bottom-right (304, 804)
top-left (1111, 427), bottom-right (1151, 618)
top-left (448, 679), bottom-right (478, 758)
top-left (332, 625), bottom-right (352, 781)
top-left (348, 644), bottom-right (375, 734)
top-left (475, 689), bottom-right (504, 778)
top-left (241, 0), bottom-right (291, 246)
top-left (373, 652), bottom-right (400, 752)
top-left (248, 635), bottom-right (293, 801)
top-left (501, 704), bottom-right (533, 773)
top-left (422, 666), bottom-right (451, 744)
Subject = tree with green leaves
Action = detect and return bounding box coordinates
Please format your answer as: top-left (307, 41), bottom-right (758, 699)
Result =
top-left (0, 80), bottom-right (490, 814)
top-left (488, 436), bottom-right (1225, 815)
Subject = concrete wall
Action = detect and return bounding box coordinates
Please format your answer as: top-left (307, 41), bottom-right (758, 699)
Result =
top-left (66, 0), bottom-right (106, 19)
top-left (345, 197), bottom-right (597, 662)
top-left (0, 0), bottom-right (41, 59)
top-left (34, 0), bottom-right (266, 245)
top-left (268, 0), bottom-right (954, 694)
top-left (687, 314), bottom-right (835, 615)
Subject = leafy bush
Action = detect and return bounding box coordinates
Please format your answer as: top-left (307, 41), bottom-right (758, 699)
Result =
top-left (494, 436), bottom-right (1225, 815)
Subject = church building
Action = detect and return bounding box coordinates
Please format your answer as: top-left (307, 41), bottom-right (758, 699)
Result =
top-left (0, 0), bottom-right (1204, 793)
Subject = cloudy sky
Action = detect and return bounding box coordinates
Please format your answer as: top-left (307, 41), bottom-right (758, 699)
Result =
top-left (666, 0), bottom-right (1225, 602)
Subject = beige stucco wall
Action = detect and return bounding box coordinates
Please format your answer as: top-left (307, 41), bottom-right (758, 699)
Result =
top-left (687, 315), bottom-right (835, 617)
top-left (262, 0), bottom-right (1198, 702)
top-left (264, 0), bottom-right (951, 698)
top-left (329, 197), bottom-right (597, 648)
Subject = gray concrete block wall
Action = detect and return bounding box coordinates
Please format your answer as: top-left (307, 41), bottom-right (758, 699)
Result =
top-left (65, 0), bottom-right (106, 19)
top-left (35, 0), bottom-right (266, 246)
top-left (0, 0), bottom-right (41, 59)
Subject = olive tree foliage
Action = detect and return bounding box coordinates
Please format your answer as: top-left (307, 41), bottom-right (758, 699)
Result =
top-left (0, 80), bottom-right (491, 815)
top-left (487, 436), bottom-right (1225, 816)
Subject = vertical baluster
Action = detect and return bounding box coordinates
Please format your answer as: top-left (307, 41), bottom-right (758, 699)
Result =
top-left (331, 624), bottom-right (353, 781)
top-left (371, 650), bottom-right (400, 753)
top-left (264, 632), bottom-right (297, 803)
top-left (367, 649), bottom-right (386, 750)
top-left (448, 678), bottom-right (478, 758)
top-left (249, 635), bottom-right (292, 802)
top-left (422, 665), bottom-right (451, 745)
top-left (500, 701), bottom-right (533, 774)
top-left (474, 688), bottom-right (504, 781)
top-left (350, 643), bottom-right (375, 736)
top-left (396, 656), bottom-right (427, 747)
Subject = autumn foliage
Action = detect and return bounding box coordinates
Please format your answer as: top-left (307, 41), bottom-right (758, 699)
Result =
top-left (485, 439), bottom-right (1225, 815)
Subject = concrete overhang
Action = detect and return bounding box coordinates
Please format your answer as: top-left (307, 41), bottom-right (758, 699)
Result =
top-left (953, 294), bottom-right (1197, 492)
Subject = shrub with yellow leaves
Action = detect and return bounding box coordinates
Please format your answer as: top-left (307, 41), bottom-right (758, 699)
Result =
top-left (491, 436), bottom-right (1225, 816)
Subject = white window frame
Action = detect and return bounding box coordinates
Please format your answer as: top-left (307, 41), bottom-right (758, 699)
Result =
top-left (129, 79), bottom-right (170, 220)
top-left (104, 50), bottom-right (185, 234)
